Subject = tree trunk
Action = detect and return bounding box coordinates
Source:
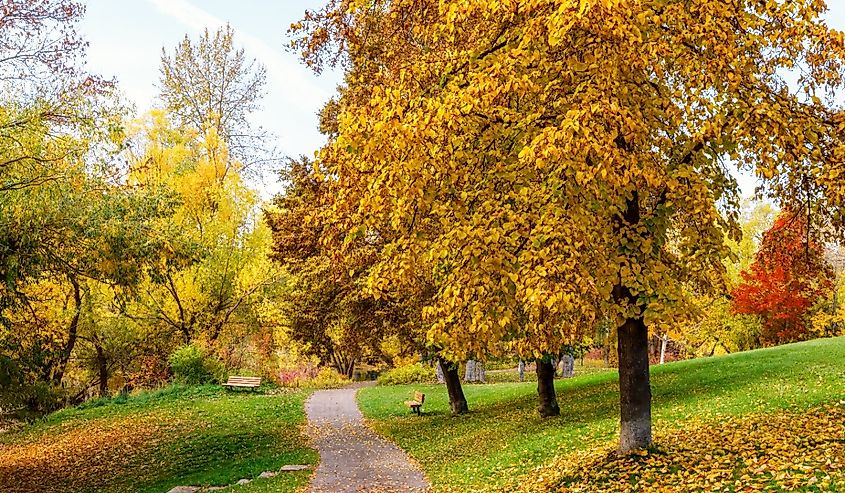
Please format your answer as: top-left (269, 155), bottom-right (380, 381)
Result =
top-left (613, 190), bottom-right (652, 453)
top-left (615, 311), bottom-right (652, 453)
top-left (436, 360), bottom-right (445, 384)
top-left (464, 360), bottom-right (476, 382)
top-left (95, 340), bottom-right (109, 398)
top-left (561, 354), bottom-right (575, 378)
top-left (536, 359), bottom-right (560, 417)
top-left (52, 275), bottom-right (82, 386)
top-left (518, 359), bottom-right (525, 382)
top-left (659, 334), bottom-right (668, 364)
top-left (438, 357), bottom-right (468, 414)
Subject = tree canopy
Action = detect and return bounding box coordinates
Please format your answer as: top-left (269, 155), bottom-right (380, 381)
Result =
top-left (733, 211), bottom-right (835, 344)
top-left (293, 0), bottom-right (845, 451)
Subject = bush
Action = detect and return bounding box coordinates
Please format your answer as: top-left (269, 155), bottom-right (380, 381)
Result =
top-left (378, 363), bottom-right (436, 385)
top-left (308, 367), bottom-right (351, 389)
top-left (276, 364), bottom-right (318, 388)
top-left (168, 344), bottom-right (223, 385)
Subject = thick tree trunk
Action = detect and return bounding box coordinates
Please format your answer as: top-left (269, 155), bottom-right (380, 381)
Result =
top-left (613, 190), bottom-right (652, 453)
top-left (536, 359), bottom-right (560, 417)
top-left (464, 360), bottom-right (476, 382)
top-left (464, 360), bottom-right (485, 383)
top-left (95, 341), bottom-right (109, 398)
top-left (438, 357), bottom-right (468, 414)
top-left (615, 311), bottom-right (652, 452)
top-left (475, 361), bottom-right (485, 383)
top-left (435, 360), bottom-right (445, 384)
top-left (561, 354), bottom-right (575, 378)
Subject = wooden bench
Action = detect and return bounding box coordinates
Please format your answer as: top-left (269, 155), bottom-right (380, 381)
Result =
top-left (223, 376), bottom-right (262, 390)
top-left (404, 391), bottom-right (425, 415)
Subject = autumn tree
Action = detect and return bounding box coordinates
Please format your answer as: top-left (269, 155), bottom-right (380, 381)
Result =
top-left (0, 0), bottom-right (185, 410)
top-left (265, 157), bottom-right (416, 378)
top-left (0, 0), bottom-right (89, 95)
top-left (123, 112), bottom-right (277, 348)
top-left (294, 0), bottom-right (845, 452)
top-left (159, 24), bottom-right (273, 176)
top-left (680, 201), bottom-right (775, 356)
top-left (732, 211), bottom-right (834, 345)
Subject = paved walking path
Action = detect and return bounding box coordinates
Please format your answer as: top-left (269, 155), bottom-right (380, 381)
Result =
top-left (305, 383), bottom-right (430, 493)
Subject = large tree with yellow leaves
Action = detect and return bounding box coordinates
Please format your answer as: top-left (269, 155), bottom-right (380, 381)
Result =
top-left (294, 0), bottom-right (845, 452)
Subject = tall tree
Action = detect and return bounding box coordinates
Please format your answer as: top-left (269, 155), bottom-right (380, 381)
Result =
top-left (0, 0), bottom-right (88, 96)
top-left (733, 211), bottom-right (834, 344)
top-left (0, 0), bottom-right (121, 311)
top-left (159, 24), bottom-right (271, 176)
top-left (265, 157), bottom-right (414, 378)
top-left (294, 0), bottom-right (845, 452)
top-left (123, 112), bottom-right (276, 346)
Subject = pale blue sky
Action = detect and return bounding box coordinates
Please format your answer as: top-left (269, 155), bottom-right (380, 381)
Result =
top-left (80, 0), bottom-right (343, 174)
top-left (79, 1), bottom-right (845, 197)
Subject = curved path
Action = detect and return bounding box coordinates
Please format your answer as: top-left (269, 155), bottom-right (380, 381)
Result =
top-left (305, 383), bottom-right (430, 493)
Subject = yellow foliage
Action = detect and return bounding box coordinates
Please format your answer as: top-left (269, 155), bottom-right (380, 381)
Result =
top-left (299, 0), bottom-right (845, 361)
top-left (0, 414), bottom-right (182, 491)
top-left (498, 404), bottom-right (845, 493)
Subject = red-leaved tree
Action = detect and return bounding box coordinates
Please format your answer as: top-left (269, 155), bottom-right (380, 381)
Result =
top-left (732, 211), bottom-right (834, 345)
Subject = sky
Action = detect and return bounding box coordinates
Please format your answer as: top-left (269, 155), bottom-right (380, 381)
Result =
top-left (79, 1), bottom-right (845, 198)
top-left (79, 0), bottom-right (343, 195)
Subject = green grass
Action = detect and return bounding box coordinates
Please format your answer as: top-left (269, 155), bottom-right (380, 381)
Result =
top-left (0, 385), bottom-right (316, 493)
top-left (358, 336), bottom-right (845, 491)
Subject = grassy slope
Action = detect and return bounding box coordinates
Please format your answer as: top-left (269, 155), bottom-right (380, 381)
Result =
top-left (358, 336), bottom-right (845, 491)
top-left (0, 385), bottom-right (317, 493)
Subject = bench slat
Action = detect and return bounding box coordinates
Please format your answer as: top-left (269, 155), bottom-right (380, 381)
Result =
top-left (224, 376), bottom-right (262, 388)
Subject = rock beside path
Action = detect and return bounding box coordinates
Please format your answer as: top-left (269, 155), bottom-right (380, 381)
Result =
top-left (165, 465), bottom-right (307, 493)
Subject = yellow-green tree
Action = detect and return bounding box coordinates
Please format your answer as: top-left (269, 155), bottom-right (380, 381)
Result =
top-left (295, 0), bottom-right (845, 452)
top-left (124, 112), bottom-right (278, 349)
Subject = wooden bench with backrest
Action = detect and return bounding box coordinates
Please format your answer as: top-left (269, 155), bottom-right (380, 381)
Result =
top-left (404, 391), bottom-right (425, 415)
top-left (223, 376), bottom-right (262, 390)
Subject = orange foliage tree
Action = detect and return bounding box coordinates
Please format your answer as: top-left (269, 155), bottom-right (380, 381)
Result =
top-left (732, 212), bottom-right (834, 345)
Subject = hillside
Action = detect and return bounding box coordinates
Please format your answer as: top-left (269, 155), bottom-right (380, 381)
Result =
top-left (0, 386), bottom-right (316, 493)
top-left (358, 337), bottom-right (845, 492)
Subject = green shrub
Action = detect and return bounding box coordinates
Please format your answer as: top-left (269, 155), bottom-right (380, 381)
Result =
top-left (378, 363), bottom-right (436, 385)
top-left (307, 367), bottom-right (351, 389)
top-left (168, 344), bottom-right (223, 385)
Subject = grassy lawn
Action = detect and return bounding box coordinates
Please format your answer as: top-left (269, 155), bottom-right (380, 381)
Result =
top-left (358, 336), bottom-right (845, 491)
top-left (0, 385), bottom-right (317, 493)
